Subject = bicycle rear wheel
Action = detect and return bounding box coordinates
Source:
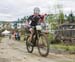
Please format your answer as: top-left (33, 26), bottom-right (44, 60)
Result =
top-left (26, 36), bottom-right (34, 53)
top-left (37, 34), bottom-right (49, 57)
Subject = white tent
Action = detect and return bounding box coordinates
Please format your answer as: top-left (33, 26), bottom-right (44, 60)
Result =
top-left (2, 30), bottom-right (10, 35)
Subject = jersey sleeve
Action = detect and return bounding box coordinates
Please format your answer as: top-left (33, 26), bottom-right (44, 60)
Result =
top-left (28, 16), bottom-right (31, 22)
top-left (39, 15), bottom-right (44, 23)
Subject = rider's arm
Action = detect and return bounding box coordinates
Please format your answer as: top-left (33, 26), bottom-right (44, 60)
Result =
top-left (39, 15), bottom-right (44, 23)
top-left (27, 16), bottom-right (32, 25)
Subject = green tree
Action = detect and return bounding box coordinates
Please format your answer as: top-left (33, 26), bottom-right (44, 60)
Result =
top-left (58, 11), bottom-right (65, 24)
top-left (67, 12), bottom-right (75, 23)
top-left (47, 14), bottom-right (58, 30)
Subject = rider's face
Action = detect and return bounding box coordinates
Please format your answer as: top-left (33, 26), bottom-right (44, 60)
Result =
top-left (34, 13), bottom-right (39, 16)
top-left (34, 10), bottom-right (40, 15)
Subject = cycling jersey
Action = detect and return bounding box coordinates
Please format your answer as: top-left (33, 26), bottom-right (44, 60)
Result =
top-left (28, 15), bottom-right (43, 26)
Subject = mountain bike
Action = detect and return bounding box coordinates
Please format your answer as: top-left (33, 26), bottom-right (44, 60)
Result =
top-left (26, 25), bottom-right (49, 57)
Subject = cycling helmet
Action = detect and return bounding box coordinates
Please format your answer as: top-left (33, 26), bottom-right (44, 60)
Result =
top-left (34, 7), bottom-right (40, 14)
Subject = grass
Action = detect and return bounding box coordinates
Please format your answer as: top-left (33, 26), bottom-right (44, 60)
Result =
top-left (46, 33), bottom-right (75, 54)
top-left (46, 33), bottom-right (55, 41)
top-left (50, 44), bottom-right (75, 54)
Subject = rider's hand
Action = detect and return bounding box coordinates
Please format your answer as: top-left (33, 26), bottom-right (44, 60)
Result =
top-left (29, 20), bottom-right (32, 25)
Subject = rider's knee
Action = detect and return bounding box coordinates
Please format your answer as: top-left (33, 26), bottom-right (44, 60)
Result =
top-left (29, 28), bottom-right (34, 34)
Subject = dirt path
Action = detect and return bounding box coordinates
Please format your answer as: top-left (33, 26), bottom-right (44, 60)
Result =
top-left (0, 37), bottom-right (74, 62)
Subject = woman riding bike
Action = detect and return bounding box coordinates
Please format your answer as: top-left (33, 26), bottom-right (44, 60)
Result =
top-left (27, 7), bottom-right (44, 45)
top-left (26, 7), bottom-right (49, 57)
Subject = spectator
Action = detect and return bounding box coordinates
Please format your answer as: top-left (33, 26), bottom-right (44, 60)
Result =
top-left (16, 31), bottom-right (20, 41)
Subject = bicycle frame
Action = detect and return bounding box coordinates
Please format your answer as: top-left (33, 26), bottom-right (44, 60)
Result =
top-left (32, 27), bottom-right (41, 46)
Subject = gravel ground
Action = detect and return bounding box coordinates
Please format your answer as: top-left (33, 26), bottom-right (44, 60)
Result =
top-left (0, 37), bottom-right (74, 62)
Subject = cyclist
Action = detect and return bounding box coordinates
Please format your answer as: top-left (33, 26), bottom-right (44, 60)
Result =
top-left (27, 7), bottom-right (44, 43)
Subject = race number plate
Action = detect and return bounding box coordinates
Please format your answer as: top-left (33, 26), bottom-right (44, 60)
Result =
top-left (36, 25), bottom-right (42, 30)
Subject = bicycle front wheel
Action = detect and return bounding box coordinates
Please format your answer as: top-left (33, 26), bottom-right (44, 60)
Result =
top-left (26, 36), bottom-right (34, 53)
top-left (37, 34), bottom-right (49, 57)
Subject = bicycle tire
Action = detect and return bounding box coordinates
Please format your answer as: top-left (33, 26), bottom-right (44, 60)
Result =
top-left (37, 34), bottom-right (49, 57)
top-left (26, 36), bottom-right (34, 53)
